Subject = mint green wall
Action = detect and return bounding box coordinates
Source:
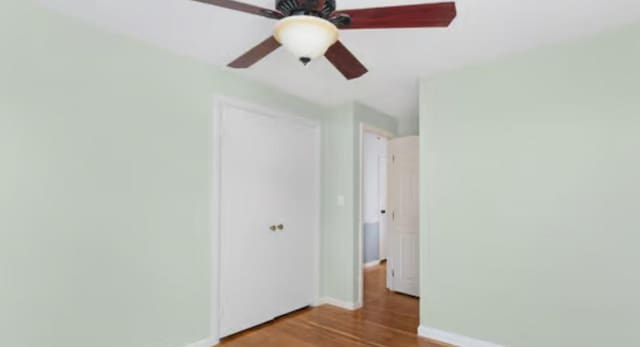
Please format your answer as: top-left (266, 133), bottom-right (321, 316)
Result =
top-left (0, 2), bottom-right (329, 347)
top-left (321, 104), bottom-right (356, 302)
top-left (398, 117), bottom-right (419, 136)
top-left (1, 3), bottom-right (210, 346)
top-left (419, 23), bottom-right (640, 346)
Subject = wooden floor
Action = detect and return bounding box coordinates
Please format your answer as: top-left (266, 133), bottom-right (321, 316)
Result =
top-left (217, 263), bottom-right (445, 347)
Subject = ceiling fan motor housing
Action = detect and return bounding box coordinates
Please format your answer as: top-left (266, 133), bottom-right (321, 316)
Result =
top-left (276, 0), bottom-right (336, 18)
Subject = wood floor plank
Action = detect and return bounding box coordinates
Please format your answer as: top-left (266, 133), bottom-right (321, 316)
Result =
top-left (217, 264), bottom-right (445, 347)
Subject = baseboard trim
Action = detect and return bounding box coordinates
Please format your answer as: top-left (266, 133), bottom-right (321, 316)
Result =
top-left (184, 337), bottom-right (219, 347)
top-left (315, 297), bottom-right (362, 311)
top-left (418, 326), bottom-right (505, 347)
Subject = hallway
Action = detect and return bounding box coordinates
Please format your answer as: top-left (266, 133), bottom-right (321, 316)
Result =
top-left (218, 264), bottom-right (443, 347)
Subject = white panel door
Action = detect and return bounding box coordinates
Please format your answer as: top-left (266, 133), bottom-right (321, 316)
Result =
top-left (378, 150), bottom-right (388, 261)
top-left (388, 136), bottom-right (420, 297)
top-left (219, 104), bottom-right (318, 337)
top-left (219, 106), bottom-right (281, 337)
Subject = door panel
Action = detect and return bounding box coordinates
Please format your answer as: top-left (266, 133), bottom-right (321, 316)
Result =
top-left (220, 107), bottom-right (280, 337)
top-left (270, 121), bottom-right (317, 316)
top-left (378, 154), bottom-right (388, 261)
top-left (388, 136), bottom-right (420, 296)
top-left (362, 133), bottom-right (389, 263)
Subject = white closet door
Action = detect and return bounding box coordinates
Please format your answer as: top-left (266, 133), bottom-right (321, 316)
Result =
top-left (388, 136), bottom-right (420, 297)
top-left (219, 104), bottom-right (318, 337)
top-left (219, 107), bottom-right (280, 337)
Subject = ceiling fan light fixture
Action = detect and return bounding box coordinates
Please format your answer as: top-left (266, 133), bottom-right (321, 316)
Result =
top-left (273, 15), bottom-right (339, 64)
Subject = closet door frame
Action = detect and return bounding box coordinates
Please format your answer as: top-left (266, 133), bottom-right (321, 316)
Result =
top-left (209, 96), bottom-right (321, 344)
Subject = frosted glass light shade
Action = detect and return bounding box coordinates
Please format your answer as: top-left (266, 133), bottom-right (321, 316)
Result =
top-left (273, 16), bottom-right (339, 63)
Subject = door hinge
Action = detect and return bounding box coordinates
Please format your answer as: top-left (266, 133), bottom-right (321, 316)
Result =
top-left (392, 211), bottom-right (395, 221)
top-left (392, 154), bottom-right (395, 163)
top-left (392, 269), bottom-right (395, 277)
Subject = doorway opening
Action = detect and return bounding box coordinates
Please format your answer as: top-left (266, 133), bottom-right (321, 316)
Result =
top-left (359, 126), bottom-right (420, 309)
top-left (359, 126), bottom-right (391, 306)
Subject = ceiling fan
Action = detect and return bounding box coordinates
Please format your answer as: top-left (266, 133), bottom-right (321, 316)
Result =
top-left (192, 0), bottom-right (457, 79)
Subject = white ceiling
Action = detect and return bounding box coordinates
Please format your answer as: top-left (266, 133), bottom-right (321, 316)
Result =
top-left (41, 0), bottom-right (640, 121)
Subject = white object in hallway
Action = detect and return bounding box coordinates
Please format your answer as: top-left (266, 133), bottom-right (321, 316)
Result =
top-left (378, 147), bottom-right (388, 260)
top-left (388, 136), bottom-right (420, 297)
top-left (363, 132), bottom-right (389, 263)
top-left (218, 103), bottom-right (319, 337)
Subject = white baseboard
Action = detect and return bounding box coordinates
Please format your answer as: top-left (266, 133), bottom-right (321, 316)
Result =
top-left (184, 337), bottom-right (219, 347)
top-left (315, 297), bottom-right (362, 311)
top-left (418, 326), bottom-right (505, 347)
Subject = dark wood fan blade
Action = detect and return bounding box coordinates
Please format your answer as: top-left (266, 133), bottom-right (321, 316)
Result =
top-left (228, 36), bottom-right (281, 68)
top-left (192, 0), bottom-right (283, 19)
top-left (325, 41), bottom-right (368, 80)
top-left (336, 2), bottom-right (457, 29)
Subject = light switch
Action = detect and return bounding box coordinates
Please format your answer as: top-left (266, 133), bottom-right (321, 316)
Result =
top-left (337, 195), bottom-right (345, 206)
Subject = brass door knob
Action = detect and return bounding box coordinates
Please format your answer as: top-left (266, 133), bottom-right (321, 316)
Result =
top-left (269, 225), bottom-right (277, 231)
top-left (277, 224), bottom-right (284, 230)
